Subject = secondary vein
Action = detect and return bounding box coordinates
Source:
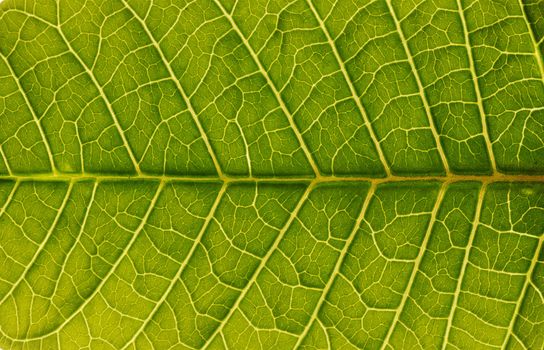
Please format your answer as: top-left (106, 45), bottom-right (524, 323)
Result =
top-left (119, 182), bottom-right (227, 349)
top-left (441, 182), bottom-right (487, 350)
top-left (0, 54), bottom-right (57, 174)
top-left (120, 0), bottom-right (225, 178)
top-left (293, 181), bottom-right (377, 349)
top-left (52, 13), bottom-right (143, 175)
top-left (305, 0), bottom-right (391, 177)
top-left (212, 0), bottom-right (322, 178)
top-left (385, 0), bottom-right (451, 175)
top-left (202, 182), bottom-right (314, 349)
top-left (380, 182), bottom-right (447, 349)
top-left (456, 0), bottom-right (498, 173)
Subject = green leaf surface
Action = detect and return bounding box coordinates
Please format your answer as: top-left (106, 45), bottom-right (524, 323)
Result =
top-left (0, 0), bottom-right (543, 349)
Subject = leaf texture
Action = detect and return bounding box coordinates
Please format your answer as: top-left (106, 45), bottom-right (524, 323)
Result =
top-left (0, 0), bottom-right (543, 349)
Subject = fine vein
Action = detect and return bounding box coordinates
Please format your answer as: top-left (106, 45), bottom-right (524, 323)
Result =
top-left (212, 0), bottom-right (322, 177)
top-left (385, 0), bottom-right (451, 175)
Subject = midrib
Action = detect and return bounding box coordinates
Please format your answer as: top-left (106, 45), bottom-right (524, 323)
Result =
top-left (0, 174), bottom-right (542, 184)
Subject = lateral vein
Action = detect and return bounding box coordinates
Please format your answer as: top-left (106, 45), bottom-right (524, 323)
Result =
top-left (305, 0), bottom-right (391, 176)
top-left (1, 181), bottom-right (165, 341)
top-left (0, 146), bottom-right (12, 176)
top-left (501, 234), bottom-right (544, 348)
top-left (385, 0), bottom-right (451, 175)
top-left (212, 0), bottom-right (321, 177)
top-left (294, 181), bottom-right (377, 349)
top-left (202, 182), bottom-right (314, 349)
top-left (380, 182), bottom-right (447, 349)
top-left (456, 0), bottom-right (497, 173)
top-left (0, 180), bottom-right (19, 221)
top-left (0, 54), bottom-right (57, 174)
top-left (120, 0), bottom-right (225, 178)
top-left (49, 9), bottom-right (142, 174)
top-left (0, 180), bottom-right (74, 306)
top-left (120, 182), bottom-right (227, 349)
top-left (441, 182), bottom-right (487, 350)
top-left (518, 0), bottom-right (544, 80)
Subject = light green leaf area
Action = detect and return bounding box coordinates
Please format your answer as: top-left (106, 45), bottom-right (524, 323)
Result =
top-left (0, 0), bottom-right (543, 349)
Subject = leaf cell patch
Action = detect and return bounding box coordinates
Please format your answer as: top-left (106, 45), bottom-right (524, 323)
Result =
top-left (0, 0), bottom-right (543, 349)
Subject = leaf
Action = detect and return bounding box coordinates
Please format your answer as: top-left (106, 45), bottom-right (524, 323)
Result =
top-left (0, 0), bottom-right (543, 349)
